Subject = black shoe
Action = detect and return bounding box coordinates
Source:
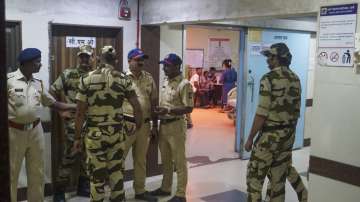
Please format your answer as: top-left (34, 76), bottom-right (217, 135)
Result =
top-left (149, 188), bottom-right (171, 196)
top-left (53, 192), bottom-right (66, 202)
top-left (77, 176), bottom-right (90, 197)
top-left (168, 196), bottom-right (186, 202)
top-left (135, 191), bottom-right (158, 202)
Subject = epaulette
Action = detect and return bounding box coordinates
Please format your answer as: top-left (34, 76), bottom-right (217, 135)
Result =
top-left (7, 73), bottom-right (15, 80)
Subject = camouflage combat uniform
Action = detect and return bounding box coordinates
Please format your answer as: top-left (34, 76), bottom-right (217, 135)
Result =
top-left (246, 65), bottom-right (303, 202)
top-left (51, 67), bottom-right (89, 191)
top-left (266, 165), bottom-right (308, 201)
top-left (76, 64), bottom-right (134, 202)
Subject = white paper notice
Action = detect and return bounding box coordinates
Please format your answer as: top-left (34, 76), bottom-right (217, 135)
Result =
top-left (207, 38), bottom-right (231, 68)
top-left (66, 36), bottom-right (96, 48)
top-left (319, 4), bottom-right (358, 48)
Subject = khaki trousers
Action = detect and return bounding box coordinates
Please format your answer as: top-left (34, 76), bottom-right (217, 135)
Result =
top-left (9, 123), bottom-right (45, 202)
top-left (158, 119), bottom-right (187, 197)
top-left (124, 122), bottom-right (151, 194)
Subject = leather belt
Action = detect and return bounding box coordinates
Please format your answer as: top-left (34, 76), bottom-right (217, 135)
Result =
top-left (160, 118), bottom-right (181, 124)
top-left (123, 115), bottom-right (151, 123)
top-left (9, 119), bottom-right (40, 131)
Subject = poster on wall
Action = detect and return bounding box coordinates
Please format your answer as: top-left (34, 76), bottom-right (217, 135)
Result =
top-left (185, 49), bottom-right (204, 68)
top-left (317, 3), bottom-right (357, 67)
top-left (66, 36), bottom-right (96, 48)
top-left (207, 38), bottom-right (231, 68)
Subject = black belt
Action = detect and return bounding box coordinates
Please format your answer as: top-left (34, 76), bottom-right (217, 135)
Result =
top-left (160, 118), bottom-right (181, 124)
top-left (262, 124), bottom-right (296, 132)
top-left (123, 115), bottom-right (151, 123)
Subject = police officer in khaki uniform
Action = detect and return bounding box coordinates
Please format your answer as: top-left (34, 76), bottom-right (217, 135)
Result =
top-left (123, 48), bottom-right (158, 202)
top-left (150, 53), bottom-right (194, 202)
top-left (245, 43), bottom-right (307, 202)
top-left (73, 46), bottom-right (143, 202)
top-left (8, 48), bottom-right (75, 202)
top-left (50, 44), bottom-right (94, 201)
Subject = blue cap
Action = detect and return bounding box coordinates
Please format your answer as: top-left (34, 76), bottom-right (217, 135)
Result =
top-left (128, 48), bottom-right (148, 60)
top-left (18, 48), bottom-right (41, 63)
top-left (159, 53), bottom-right (182, 66)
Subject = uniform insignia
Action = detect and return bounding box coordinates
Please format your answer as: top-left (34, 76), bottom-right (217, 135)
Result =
top-left (15, 88), bottom-right (23, 92)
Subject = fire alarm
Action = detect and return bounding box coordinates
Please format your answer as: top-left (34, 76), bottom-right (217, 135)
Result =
top-left (118, 0), bottom-right (131, 20)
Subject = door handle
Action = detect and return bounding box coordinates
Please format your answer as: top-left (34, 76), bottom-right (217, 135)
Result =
top-left (247, 70), bottom-right (255, 102)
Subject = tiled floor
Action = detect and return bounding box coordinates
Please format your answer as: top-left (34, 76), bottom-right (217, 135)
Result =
top-left (43, 108), bottom-right (310, 201)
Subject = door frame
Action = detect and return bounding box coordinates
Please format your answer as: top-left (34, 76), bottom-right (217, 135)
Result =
top-left (0, 0), bottom-right (10, 200)
top-left (183, 24), bottom-right (247, 156)
top-left (5, 20), bottom-right (22, 73)
top-left (48, 23), bottom-right (125, 193)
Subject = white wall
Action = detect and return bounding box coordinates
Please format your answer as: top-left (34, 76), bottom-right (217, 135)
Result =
top-left (186, 26), bottom-right (240, 70)
top-left (141, 0), bottom-right (319, 24)
top-left (159, 24), bottom-right (184, 92)
top-left (303, 33), bottom-right (317, 140)
top-left (6, 0), bottom-right (139, 186)
top-left (308, 0), bottom-right (360, 200)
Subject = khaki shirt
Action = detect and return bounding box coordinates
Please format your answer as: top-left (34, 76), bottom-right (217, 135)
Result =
top-left (256, 66), bottom-right (301, 126)
top-left (8, 69), bottom-right (56, 123)
top-left (122, 70), bottom-right (157, 120)
top-left (159, 74), bottom-right (194, 119)
top-left (51, 67), bottom-right (87, 104)
top-left (76, 64), bottom-right (135, 126)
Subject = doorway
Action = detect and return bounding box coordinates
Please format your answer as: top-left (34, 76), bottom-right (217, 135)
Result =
top-left (5, 21), bottom-right (21, 73)
top-left (49, 24), bottom-right (123, 192)
top-left (184, 25), bottom-right (244, 166)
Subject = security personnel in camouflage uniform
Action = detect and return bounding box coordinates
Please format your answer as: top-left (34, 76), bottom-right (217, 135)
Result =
top-left (266, 165), bottom-right (307, 201)
top-left (8, 48), bottom-right (74, 202)
top-left (73, 46), bottom-right (143, 202)
top-left (150, 53), bottom-right (194, 202)
top-left (123, 48), bottom-right (158, 202)
top-left (245, 43), bottom-right (306, 202)
top-left (50, 44), bottom-right (94, 201)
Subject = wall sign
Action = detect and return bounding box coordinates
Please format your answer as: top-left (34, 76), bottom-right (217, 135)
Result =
top-left (249, 43), bottom-right (271, 56)
top-left (207, 38), bottom-right (231, 68)
top-left (318, 48), bottom-right (354, 66)
top-left (66, 36), bottom-right (96, 48)
top-left (318, 3), bottom-right (357, 67)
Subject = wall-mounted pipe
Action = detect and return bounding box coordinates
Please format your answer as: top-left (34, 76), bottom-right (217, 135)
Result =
top-left (136, 0), bottom-right (140, 48)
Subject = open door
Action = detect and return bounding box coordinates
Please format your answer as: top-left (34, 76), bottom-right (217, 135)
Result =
top-left (240, 29), bottom-right (310, 159)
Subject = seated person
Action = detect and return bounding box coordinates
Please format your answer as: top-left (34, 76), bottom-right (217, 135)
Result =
top-left (190, 68), bottom-right (202, 107)
top-left (207, 67), bottom-right (218, 107)
top-left (199, 71), bottom-right (211, 107)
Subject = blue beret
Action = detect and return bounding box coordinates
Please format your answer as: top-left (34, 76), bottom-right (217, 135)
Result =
top-left (18, 48), bottom-right (41, 63)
